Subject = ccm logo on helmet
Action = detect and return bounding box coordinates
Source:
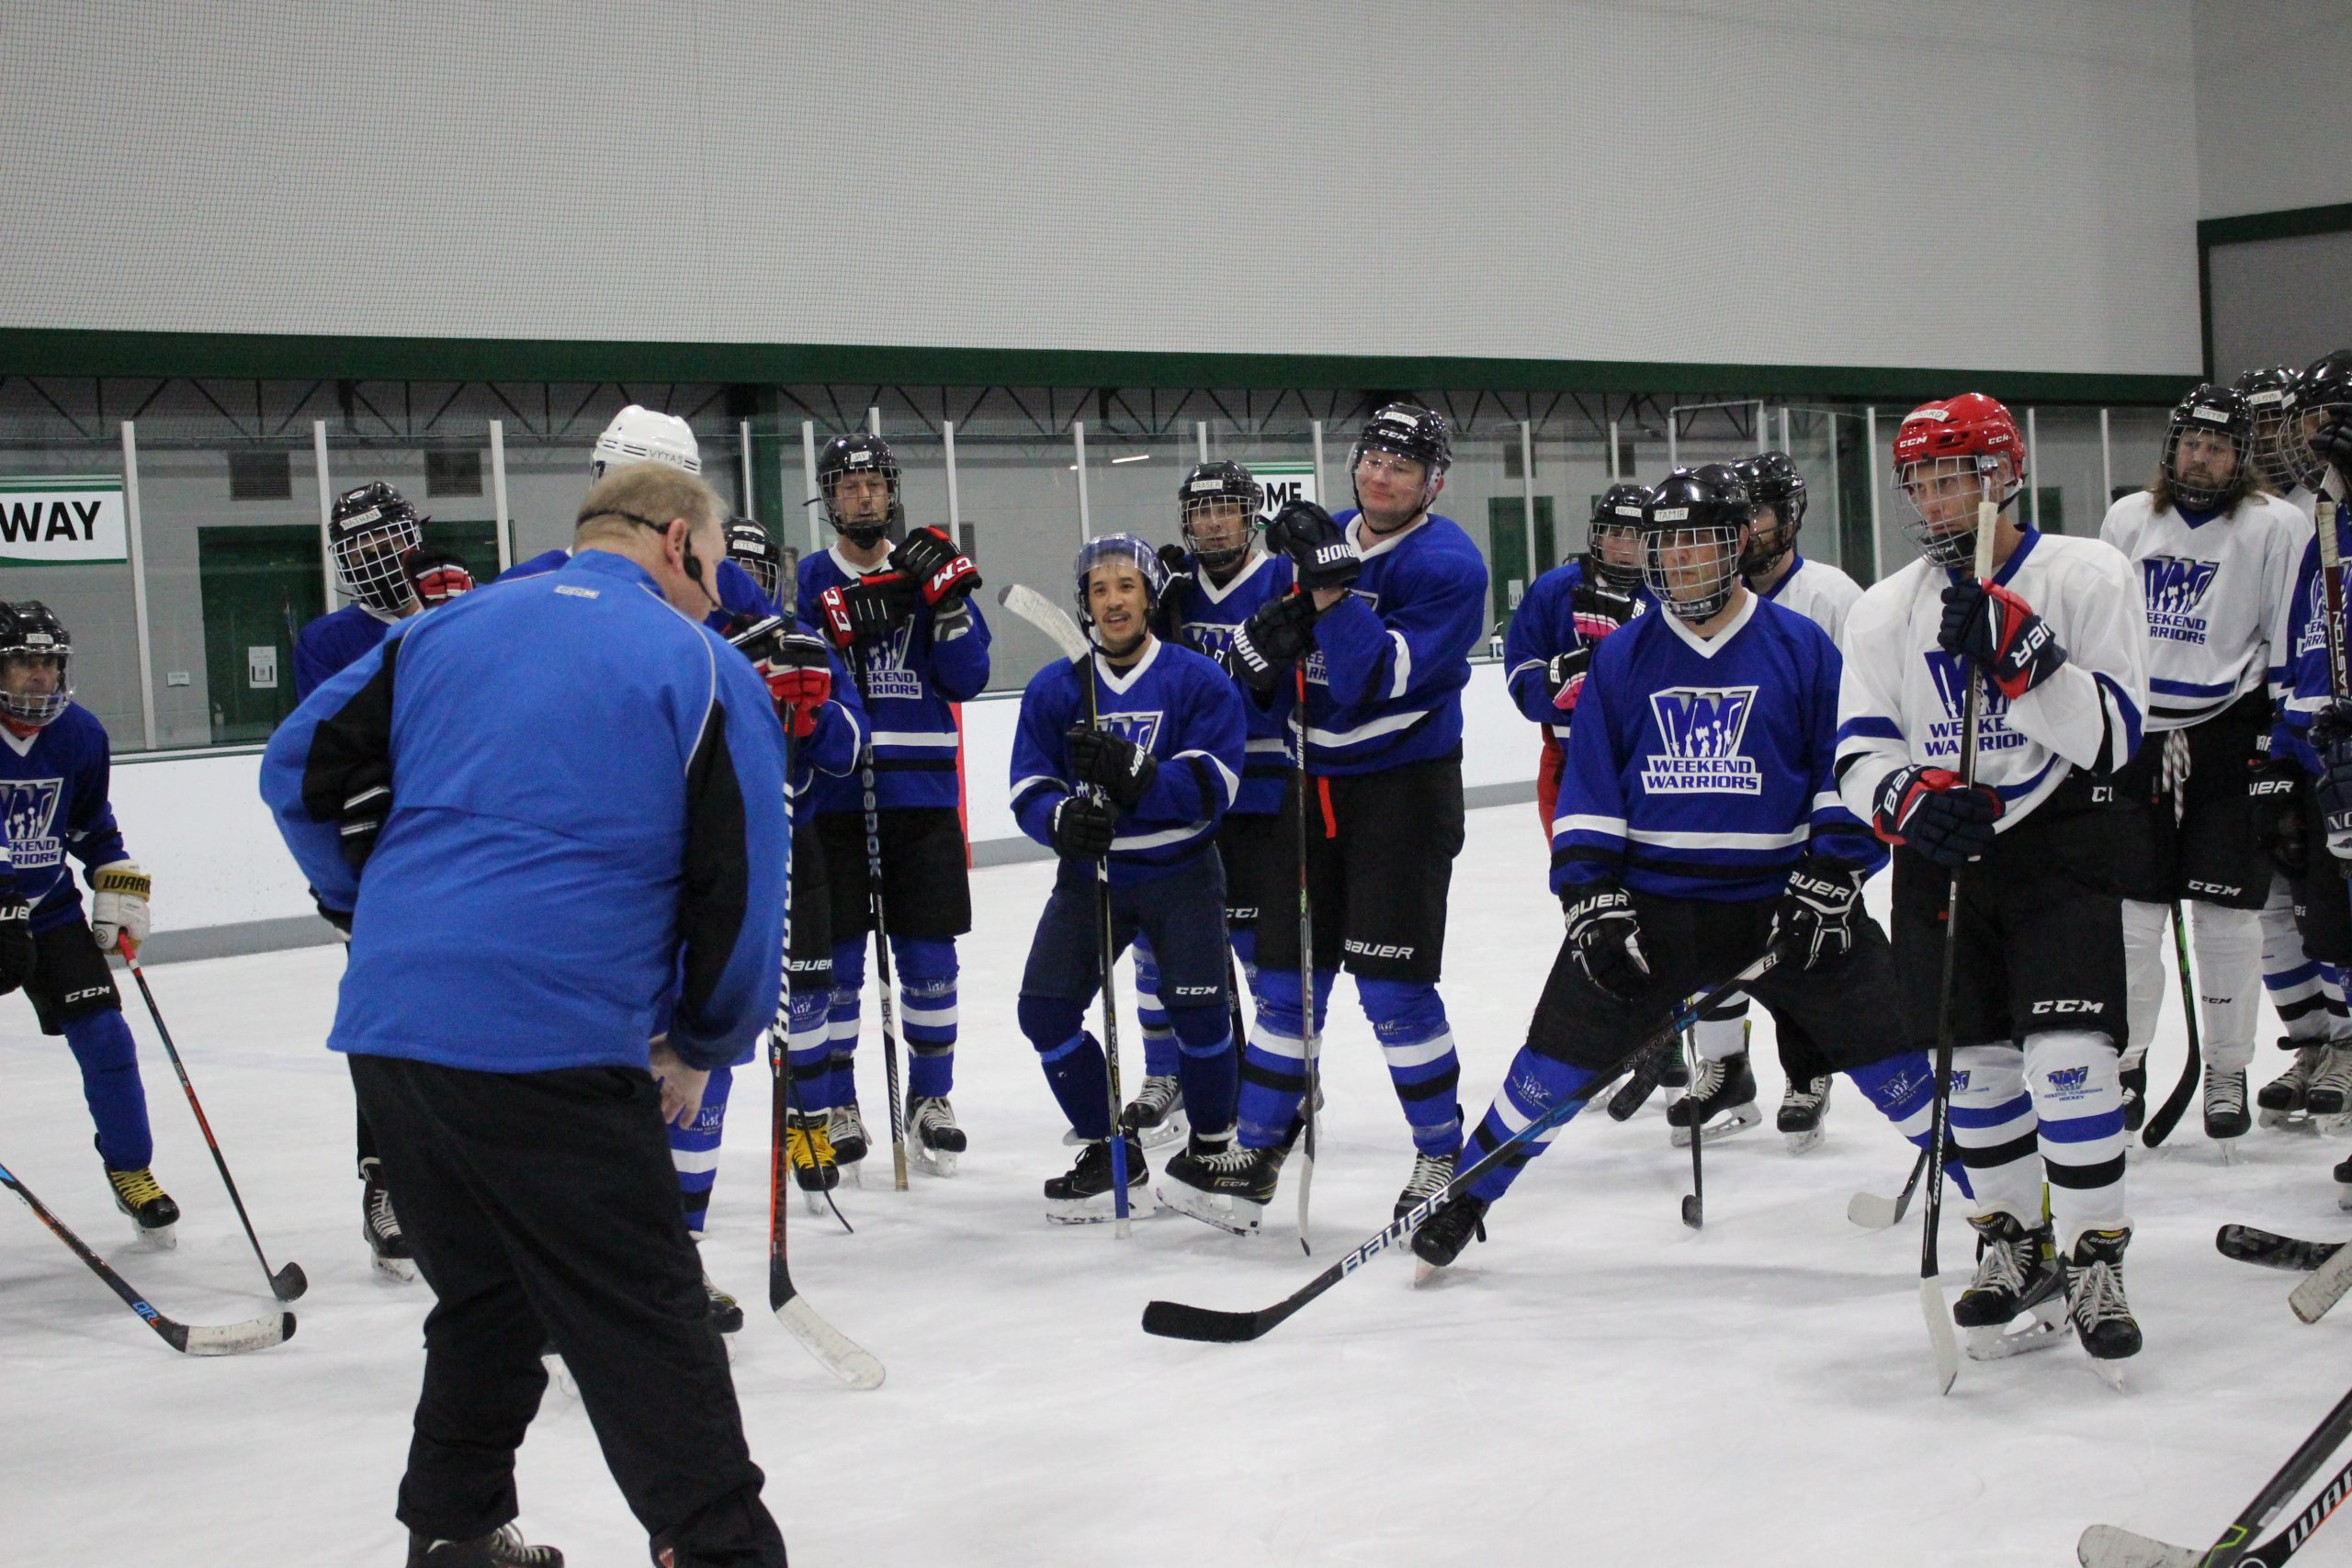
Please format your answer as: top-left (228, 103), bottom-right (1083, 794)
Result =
top-left (2028, 998), bottom-right (2106, 1016)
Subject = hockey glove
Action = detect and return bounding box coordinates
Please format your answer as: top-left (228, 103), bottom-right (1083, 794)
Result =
top-left (1152, 544), bottom-right (1194, 639)
top-left (1871, 765), bottom-right (2004, 867)
top-left (729, 615), bottom-right (834, 738)
top-left (2319, 735), bottom-right (2352, 862)
top-left (1266, 500), bottom-right (1361, 593)
top-left (409, 554), bottom-right (476, 607)
top-left (817, 573), bottom-right (919, 648)
top-left (1938, 579), bottom-right (2066, 701)
top-left (89, 860), bottom-right (151, 957)
top-left (2311, 701), bottom-right (2352, 756)
top-left (1049, 793), bottom-right (1119, 860)
top-left (2310, 417), bottom-right (2352, 479)
top-left (889, 525), bottom-right (983, 606)
top-left (1227, 592), bottom-right (1319, 693)
top-left (2249, 757), bottom-right (2309, 879)
top-left (1570, 575), bottom-right (1641, 643)
top-left (1564, 884), bottom-right (1650, 1003)
top-left (1543, 648), bottom-right (1593, 710)
top-left (0, 887), bottom-right (30, 995)
top-left (311, 890), bottom-right (353, 944)
top-left (1066, 723), bottom-right (1159, 810)
top-left (1772, 857), bottom-right (1866, 971)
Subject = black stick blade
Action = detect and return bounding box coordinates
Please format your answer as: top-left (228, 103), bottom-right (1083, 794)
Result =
top-left (1141, 1299), bottom-right (1283, 1343)
top-left (1680, 1196), bottom-right (1703, 1231)
top-left (271, 1262), bottom-right (308, 1302)
top-left (2218, 1224), bottom-right (2341, 1273)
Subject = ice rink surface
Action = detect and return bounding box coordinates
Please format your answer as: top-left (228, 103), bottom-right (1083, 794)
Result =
top-left (5, 802), bottom-right (2350, 1567)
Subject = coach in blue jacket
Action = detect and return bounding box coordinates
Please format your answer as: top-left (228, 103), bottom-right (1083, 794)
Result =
top-left (261, 461), bottom-right (790, 1568)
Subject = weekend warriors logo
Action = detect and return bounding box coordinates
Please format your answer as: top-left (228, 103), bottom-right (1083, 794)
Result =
top-left (2044, 1066), bottom-right (2091, 1099)
top-left (864, 625), bottom-right (921, 701)
top-left (1097, 711), bottom-right (1164, 753)
top-left (1642, 687), bottom-right (1761, 795)
top-left (0, 777), bottom-right (62, 868)
top-left (1923, 652), bottom-right (2025, 760)
top-left (2140, 555), bottom-right (2220, 645)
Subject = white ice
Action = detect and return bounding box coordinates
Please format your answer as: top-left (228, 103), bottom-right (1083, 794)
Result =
top-left (3, 803), bottom-right (2346, 1567)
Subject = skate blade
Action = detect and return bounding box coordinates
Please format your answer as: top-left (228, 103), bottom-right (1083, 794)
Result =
top-left (2088, 1357), bottom-right (2129, 1392)
top-left (1153, 1183), bottom-right (1264, 1236)
top-left (371, 1252), bottom-right (418, 1284)
top-left (2260, 1107), bottom-right (2322, 1134)
top-left (2216, 1135), bottom-right (2241, 1165)
top-left (1412, 1258), bottom-right (1464, 1287)
top-left (543, 1352), bottom-right (578, 1401)
top-left (1668, 1104), bottom-right (1761, 1149)
top-left (1136, 1112), bottom-right (1190, 1151)
top-left (1045, 1185), bottom-right (1147, 1225)
top-left (912, 1146), bottom-right (958, 1179)
top-left (130, 1223), bottom-right (176, 1251)
top-left (1964, 1304), bottom-right (2067, 1362)
top-left (1781, 1125), bottom-right (1826, 1156)
top-left (802, 1189), bottom-right (829, 1216)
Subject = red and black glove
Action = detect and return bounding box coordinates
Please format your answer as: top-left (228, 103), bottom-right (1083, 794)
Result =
top-left (1871, 764), bottom-right (2004, 867)
top-left (728, 615), bottom-right (832, 739)
top-left (817, 572), bottom-right (919, 649)
top-left (1939, 579), bottom-right (2066, 700)
top-left (409, 552), bottom-right (477, 607)
top-left (889, 526), bottom-right (982, 606)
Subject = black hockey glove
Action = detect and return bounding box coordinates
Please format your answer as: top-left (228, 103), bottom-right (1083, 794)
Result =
top-left (2252, 761), bottom-right (2309, 879)
top-left (817, 572), bottom-right (919, 649)
top-left (1871, 764), bottom-right (2004, 868)
top-left (1564, 883), bottom-right (1650, 1003)
top-left (311, 890), bottom-right (354, 944)
top-left (0, 887), bottom-right (31, 995)
top-left (1772, 857), bottom-right (1866, 971)
top-left (1542, 647), bottom-right (1593, 709)
top-left (2311, 701), bottom-right (2352, 756)
top-left (1152, 543), bottom-right (1195, 639)
top-left (2318, 733), bottom-right (2352, 864)
top-left (1266, 500), bottom-right (1361, 593)
top-left (888, 525), bottom-right (982, 605)
top-left (1049, 793), bottom-right (1119, 860)
top-left (1570, 575), bottom-right (1641, 640)
top-left (337, 773), bottom-right (391, 875)
top-left (1939, 579), bottom-right (2066, 701)
top-left (2310, 417), bottom-right (2352, 480)
top-left (1227, 592), bottom-right (1319, 693)
top-left (1066, 723), bottom-right (1159, 810)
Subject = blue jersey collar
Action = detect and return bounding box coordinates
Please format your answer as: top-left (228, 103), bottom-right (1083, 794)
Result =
top-left (1943, 526), bottom-right (2041, 587)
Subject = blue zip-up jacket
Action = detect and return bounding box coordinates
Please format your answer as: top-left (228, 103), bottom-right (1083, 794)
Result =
top-left (797, 546), bottom-right (992, 816)
top-left (1009, 637), bottom-right (1246, 885)
top-left (259, 549), bottom-right (791, 1074)
top-left (1161, 547), bottom-right (1296, 815)
top-left (0, 704), bottom-right (129, 934)
top-left (295, 604), bottom-right (400, 701)
top-left (1303, 511), bottom-right (1487, 775)
top-left (1503, 557), bottom-right (1651, 738)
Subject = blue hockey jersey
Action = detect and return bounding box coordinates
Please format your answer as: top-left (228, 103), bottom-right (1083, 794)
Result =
top-left (295, 604), bottom-right (400, 700)
top-left (1552, 593), bottom-right (1881, 902)
top-left (2279, 500), bottom-right (2352, 776)
top-left (1163, 547), bottom-right (1295, 816)
top-left (1009, 637), bottom-right (1247, 885)
top-left (797, 546), bottom-right (991, 815)
top-left (1503, 557), bottom-right (1651, 738)
top-left (1303, 511), bottom-right (1487, 775)
top-left (0, 705), bottom-right (131, 933)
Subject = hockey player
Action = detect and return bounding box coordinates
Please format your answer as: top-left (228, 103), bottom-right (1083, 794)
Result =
top-left (1837, 393), bottom-right (2148, 1370)
top-left (1009, 535), bottom-right (1246, 1219)
top-left (1410, 467), bottom-right (1952, 1269)
top-left (2098, 385), bottom-right (2305, 1145)
top-left (1502, 483), bottom-right (1648, 833)
top-left (1159, 402), bottom-right (1487, 1231)
top-left (726, 515), bottom-right (786, 601)
top-left (1124, 460), bottom-right (1295, 1147)
top-left (797, 433), bottom-right (989, 1178)
top-left (0, 602), bottom-right (172, 1244)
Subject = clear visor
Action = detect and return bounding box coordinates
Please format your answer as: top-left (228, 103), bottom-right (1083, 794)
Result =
top-left (0, 649), bottom-right (72, 726)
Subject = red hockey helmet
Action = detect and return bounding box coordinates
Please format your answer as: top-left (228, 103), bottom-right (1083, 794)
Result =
top-left (1892, 393), bottom-right (2025, 483)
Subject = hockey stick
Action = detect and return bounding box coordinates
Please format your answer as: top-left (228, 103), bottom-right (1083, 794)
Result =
top-left (2315, 463), bottom-right (2352, 940)
top-left (2291, 1235), bottom-right (2352, 1324)
top-left (1294, 658), bottom-right (1320, 1255)
top-left (115, 937), bottom-right (307, 1303)
top-left (2217, 1224), bottom-right (2342, 1273)
top-left (1605, 1038), bottom-right (1673, 1121)
top-left (1917, 499), bottom-right (2001, 1397)
top-left (0, 1155), bottom-right (293, 1355)
top-left (1681, 1023), bottom-right (1704, 1230)
top-left (2079, 1383), bottom-right (2352, 1568)
top-left (998, 582), bottom-right (1133, 1235)
top-left (1141, 943), bottom-right (1789, 1344)
top-left (846, 643), bottom-right (910, 1192)
top-left (2143, 901), bottom-right (2204, 1147)
top-left (1848, 1147), bottom-right (1929, 1231)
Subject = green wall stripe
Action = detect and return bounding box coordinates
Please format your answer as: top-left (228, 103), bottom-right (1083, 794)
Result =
top-left (2198, 202), bottom-right (2352, 247)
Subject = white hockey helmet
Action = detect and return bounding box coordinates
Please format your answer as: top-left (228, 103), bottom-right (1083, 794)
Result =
top-left (591, 405), bottom-right (701, 479)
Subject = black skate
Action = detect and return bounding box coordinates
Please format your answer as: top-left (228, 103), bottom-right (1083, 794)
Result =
top-left (2335, 1155), bottom-right (2352, 1212)
top-left (2259, 1043), bottom-right (2326, 1129)
top-left (1044, 1133), bottom-right (1147, 1224)
top-left (2203, 1065), bottom-right (2250, 1148)
top-left (1952, 1211), bottom-right (2066, 1361)
top-left (908, 1095), bottom-right (965, 1178)
top-left (1120, 1073), bottom-right (1189, 1150)
top-left (703, 1268), bottom-right (744, 1335)
top-left (2064, 1226), bottom-right (2141, 1386)
top-left (1158, 1138), bottom-right (1285, 1235)
top-left (786, 1107), bottom-right (839, 1214)
top-left (1410, 1193), bottom-right (1488, 1280)
top-left (104, 1160), bottom-right (179, 1249)
top-left (2306, 1045), bottom-right (2352, 1119)
top-left (362, 1158), bottom-right (416, 1282)
top-left (2120, 1060), bottom-right (2147, 1133)
top-left (1777, 1075), bottom-right (1833, 1156)
top-left (406, 1520), bottom-right (564, 1567)
top-left (1395, 1148), bottom-right (1457, 1221)
top-left (827, 1103), bottom-right (868, 1184)
top-left (1667, 1050), bottom-right (1760, 1147)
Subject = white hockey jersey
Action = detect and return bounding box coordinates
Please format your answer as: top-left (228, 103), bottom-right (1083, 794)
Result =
top-left (2098, 490), bottom-right (2307, 729)
top-left (1754, 553), bottom-right (1864, 645)
top-left (1836, 528), bottom-right (2148, 833)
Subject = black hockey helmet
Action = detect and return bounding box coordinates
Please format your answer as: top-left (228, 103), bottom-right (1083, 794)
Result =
top-left (2161, 384), bottom-right (2255, 513)
top-left (814, 433), bottom-right (902, 547)
top-left (1178, 460), bottom-right (1264, 571)
top-left (1352, 402), bottom-right (1452, 477)
top-left (2299, 350), bottom-right (2352, 488)
top-left (724, 516), bottom-right (783, 600)
top-left (1641, 466), bottom-right (1752, 622)
top-left (2232, 366), bottom-right (2303, 492)
top-left (1733, 451), bottom-right (1807, 575)
top-left (329, 481), bottom-right (424, 615)
top-left (1587, 482), bottom-right (1649, 589)
top-left (0, 599), bottom-right (74, 727)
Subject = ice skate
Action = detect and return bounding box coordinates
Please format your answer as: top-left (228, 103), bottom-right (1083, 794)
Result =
top-left (2120, 1059), bottom-right (2147, 1134)
top-left (1120, 1073), bottom-right (1189, 1150)
top-left (908, 1095), bottom-right (965, 1178)
top-left (2336, 1155), bottom-right (2352, 1211)
top-left (1043, 1133), bottom-right (1147, 1224)
top-left (787, 1107), bottom-right (840, 1214)
top-left (2204, 1064), bottom-right (2250, 1148)
top-left (2064, 1226), bottom-right (2141, 1387)
top-left (1158, 1138), bottom-right (1284, 1235)
top-left (1667, 1050), bottom-right (1760, 1147)
top-left (1777, 1074), bottom-right (1832, 1156)
top-left (2259, 1043), bottom-right (2325, 1130)
top-left (1952, 1211), bottom-right (2066, 1361)
top-left (2304, 1043), bottom-right (2352, 1117)
top-left (1410, 1192), bottom-right (1487, 1280)
top-left (1394, 1148), bottom-right (1456, 1221)
top-left (362, 1158), bottom-right (416, 1282)
top-left (703, 1268), bottom-right (744, 1335)
top-left (406, 1519), bottom-right (564, 1567)
top-left (827, 1102), bottom-right (868, 1186)
top-left (104, 1161), bottom-right (178, 1249)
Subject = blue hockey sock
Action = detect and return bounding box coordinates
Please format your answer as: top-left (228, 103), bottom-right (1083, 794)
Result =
top-left (64, 1010), bottom-right (152, 1172)
top-left (671, 1064), bottom-right (733, 1237)
top-left (1461, 1046), bottom-right (1594, 1203)
top-left (1134, 937), bottom-right (1179, 1079)
top-left (784, 985), bottom-right (832, 1115)
top-left (1234, 964), bottom-right (1335, 1148)
top-left (1021, 995), bottom-right (1110, 1139)
top-left (1359, 978), bottom-right (1464, 1156)
top-left (894, 935), bottom-right (958, 1100)
top-left (828, 935), bottom-right (867, 1107)
top-left (1168, 1002), bottom-right (1237, 1135)
top-left (1846, 1050), bottom-right (1973, 1200)
top-left (1230, 927), bottom-right (1261, 1008)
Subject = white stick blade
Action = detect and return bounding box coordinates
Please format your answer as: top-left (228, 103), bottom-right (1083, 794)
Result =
top-left (775, 1297), bottom-right (886, 1390)
top-left (1921, 1278), bottom-right (1960, 1396)
top-left (182, 1312), bottom-right (296, 1356)
top-left (996, 583), bottom-right (1091, 663)
top-left (2075, 1524), bottom-right (2198, 1568)
top-left (1848, 1191), bottom-right (1902, 1230)
top-left (2291, 1242), bottom-right (2352, 1324)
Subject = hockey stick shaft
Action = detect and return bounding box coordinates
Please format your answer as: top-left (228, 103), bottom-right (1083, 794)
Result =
top-left (1294, 657), bottom-right (1319, 1255)
top-left (848, 645), bottom-right (910, 1192)
top-left (0, 1156), bottom-right (293, 1355)
top-left (2315, 468), bottom-right (2352, 933)
top-left (1142, 943), bottom-right (1789, 1343)
top-left (1080, 643), bottom-right (1133, 1236)
top-left (117, 938), bottom-right (306, 1303)
top-left (1849, 1146), bottom-right (1930, 1230)
top-left (1682, 1021), bottom-right (1703, 1229)
top-left (2142, 901), bottom-right (2203, 1146)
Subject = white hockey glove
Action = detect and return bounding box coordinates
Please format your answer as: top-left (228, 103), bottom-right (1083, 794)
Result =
top-left (89, 860), bottom-right (151, 957)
